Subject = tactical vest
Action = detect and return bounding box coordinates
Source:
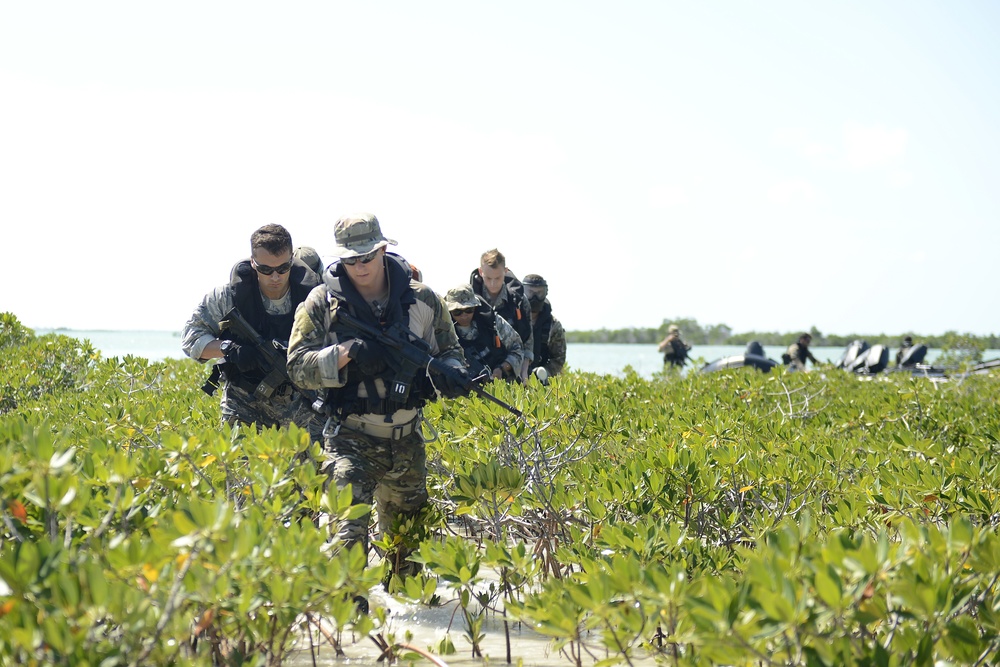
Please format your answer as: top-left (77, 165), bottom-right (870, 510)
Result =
top-left (469, 268), bottom-right (532, 347)
top-left (529, 301), bottom-right (554, 371)
top-left (221, 259), bottom-right (319, 393)
top-left (457, 303), bottom-right (508, 374)
top-left (663, 337), bottom-right (688, 366)
top-left (323, 254), bottom-right (428, 417)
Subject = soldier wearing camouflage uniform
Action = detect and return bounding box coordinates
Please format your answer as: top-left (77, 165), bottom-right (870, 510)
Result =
top-left (521, 274), bottom-right (566, 382)
top-left (470, 249), bottom-right (534, 381)
top-left (285, 213), bottom-right (468, 588)
top-left (444, 284), bottom-right (524, 382)
top-left (181, 224), bottom-right (323, 437)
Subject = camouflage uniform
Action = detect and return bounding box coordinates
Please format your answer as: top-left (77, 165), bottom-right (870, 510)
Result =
top-left (287, 216), bottom-right (465, 562)
top-left (529, 300), bottom-right (566, 377)
top-left (181, 259), bottom-right (323, 440)
top-left (470, 268), bottom-right (534, 367)
top-left (444, 284), bottom-right (524, 381)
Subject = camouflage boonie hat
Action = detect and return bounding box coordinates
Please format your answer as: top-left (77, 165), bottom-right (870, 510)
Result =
top-left (332, 213), bottom-right (397, 259)
top-left (293, 246), bottom-right (324, 275)
top-left (444, 284), bottom-right (479, 311)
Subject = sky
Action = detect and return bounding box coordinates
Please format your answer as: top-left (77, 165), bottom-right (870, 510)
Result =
top-left (2, 1), bottom-right (997, 337)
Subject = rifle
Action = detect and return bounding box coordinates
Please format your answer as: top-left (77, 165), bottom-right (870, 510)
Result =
top-left (217, 308), bottom-right (326, 414)
top-left (334, 309), bottom-right (523, 418)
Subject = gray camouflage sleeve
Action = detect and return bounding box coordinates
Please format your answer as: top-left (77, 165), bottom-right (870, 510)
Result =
top-left (180, 286), bottom-right (234, 362)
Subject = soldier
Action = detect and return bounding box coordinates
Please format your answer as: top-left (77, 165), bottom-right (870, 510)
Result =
top-left (470, 249), bottom-right (534, 381)
top-left (784, 333), bottom-right (820, 371)
top-left (286, 213), bottom-right (468, 609)
top-left (444, 284), bottom-right (524, 382)
top-left (521, 274), bottom-right (566, 383)
top-left (658, 324), bottom-right (692, 369)
top-left (181, 224), bottom-right (322, 436)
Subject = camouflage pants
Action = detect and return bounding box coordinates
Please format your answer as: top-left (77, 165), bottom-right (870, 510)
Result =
top-left (322, 424), bottom-right (428, 564)
top-left (220, 382), bottom-right (325, 445)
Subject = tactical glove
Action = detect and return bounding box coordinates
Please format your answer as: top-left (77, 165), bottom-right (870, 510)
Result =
top-left (438, 366), bottom-right (472, 399)
top-left (222, 342), bottom-right (260, 372)
top-left (350, 339), bottom-right (389, 375)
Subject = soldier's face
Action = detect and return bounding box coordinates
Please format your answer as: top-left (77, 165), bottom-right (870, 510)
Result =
top-left (450, 308), bottom-right (475, 327)
top-left (479, 264), bottom-right (505, 298)
top-left (252, 248), bottom-right (293, 300)
top-left (343, 247), bottom-right (386, 291)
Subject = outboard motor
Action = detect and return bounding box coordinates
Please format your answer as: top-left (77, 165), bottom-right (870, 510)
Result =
top-left (839, 340), bottom-right (870, 370)
top-left (745, 341), bottom-right (765, 357)
top-left (862, 345), bottom-right (889, 373)
top-left (847, 348), bottom-right (871, 373)
top-left (898, 343), bottom-right (928, 367)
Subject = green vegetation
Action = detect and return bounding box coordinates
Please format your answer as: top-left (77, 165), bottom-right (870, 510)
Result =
top-left (567, 316), bottom-right (1000, 351)
top-left (3, 310), bottom-right (1000, 666)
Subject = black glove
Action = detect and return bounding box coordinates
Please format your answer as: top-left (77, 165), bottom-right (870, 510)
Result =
top-left (350, 339), bottom-right (389, 375)
top-left (438, 366), bottom-right (471, 399)
top-left (222, 341), bottom-right (260, 372)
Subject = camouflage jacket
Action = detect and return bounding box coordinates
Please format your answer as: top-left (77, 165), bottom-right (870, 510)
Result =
top-left (287, 255), bottom-right (465, 425)
top-left (455, 309), bottom-right (525, 378)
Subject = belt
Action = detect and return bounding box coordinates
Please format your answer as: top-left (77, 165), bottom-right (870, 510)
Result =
top-left (341, 414), bottom-right (420, 441)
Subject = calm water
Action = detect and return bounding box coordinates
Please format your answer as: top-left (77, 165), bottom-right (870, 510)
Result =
top-left (33, 329), bottom-right (999, 378)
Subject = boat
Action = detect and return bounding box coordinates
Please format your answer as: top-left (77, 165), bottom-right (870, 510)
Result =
top-left (701, 341), bottom-right (779, 374)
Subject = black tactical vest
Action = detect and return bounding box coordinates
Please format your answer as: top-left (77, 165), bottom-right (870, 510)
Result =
top-left (323, 254), bottom-right (428, 416)
top-left (469, 268), bottom-right (532, 347)
top-left (457, 303), bottom-right (508, 373)
top-left (530, 301), bottom-right (554, 371)
top-left (222, 259), bottom-right (319, 392)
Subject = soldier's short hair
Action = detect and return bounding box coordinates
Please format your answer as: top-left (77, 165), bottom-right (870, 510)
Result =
top-left (251, 224), bottom-right (293, 257)
top-left (480, 249), bottom-right (506, 269)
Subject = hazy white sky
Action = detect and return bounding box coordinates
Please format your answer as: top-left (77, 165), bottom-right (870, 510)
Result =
top-left (2, 1), bottom-right (997, 336)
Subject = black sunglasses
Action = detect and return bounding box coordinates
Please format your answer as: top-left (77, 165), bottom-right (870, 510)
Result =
top-left (252, 257), bottom-right (293, 275)
top-left (341, 248), bottom-right (381, 266)
top-left (450, 307), bottom-right (475, 316)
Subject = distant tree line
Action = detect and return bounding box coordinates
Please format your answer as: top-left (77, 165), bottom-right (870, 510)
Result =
top-left (566, 318), bottom-right (1000, 350)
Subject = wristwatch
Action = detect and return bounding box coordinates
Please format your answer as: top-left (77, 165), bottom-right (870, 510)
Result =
top-left (219, 340), bottom-right (235, 358)
top-left (345, 339), bottom-right (360, 361)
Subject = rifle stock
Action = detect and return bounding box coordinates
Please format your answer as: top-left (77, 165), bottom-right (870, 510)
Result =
top-left (334, 310), bottom-right (523, 417)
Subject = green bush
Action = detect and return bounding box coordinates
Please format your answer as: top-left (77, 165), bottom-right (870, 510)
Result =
top-left (3, 311), bottom-right (1000, 665)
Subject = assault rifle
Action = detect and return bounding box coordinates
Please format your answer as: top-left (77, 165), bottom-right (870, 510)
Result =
top-left (216, 308), bottom-right (326, 413)
top-left (334, 310), bottom-right (523, 418)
